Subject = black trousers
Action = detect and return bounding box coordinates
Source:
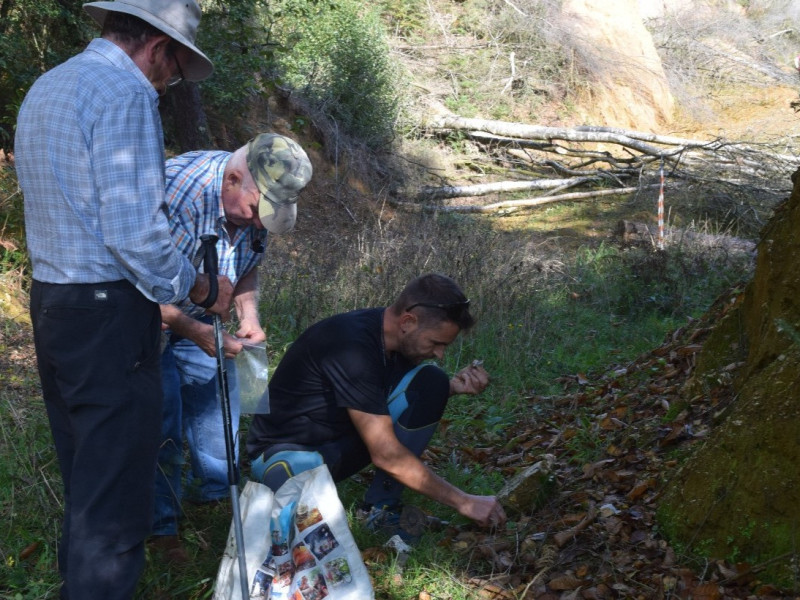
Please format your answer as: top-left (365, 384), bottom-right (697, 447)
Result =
top-left (30, 280), bottom-right (163, 600)
top-left (254, 364), bottom-right (450, 507)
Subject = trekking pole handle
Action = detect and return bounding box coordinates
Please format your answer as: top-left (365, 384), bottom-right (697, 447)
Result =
top-left (199, 234), bottom-right (220, 308)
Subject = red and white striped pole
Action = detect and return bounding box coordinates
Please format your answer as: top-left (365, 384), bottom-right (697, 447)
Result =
top-left (657, 157), bottom-right (665, 250)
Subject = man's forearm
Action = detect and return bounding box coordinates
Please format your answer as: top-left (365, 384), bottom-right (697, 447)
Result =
top-left (373, 448), bottom-right (467, 511)
top-left (233, 268), bottom-right (260, 324)
top-left (160, 304), bottom-right (209, 344)
top-left (350, 408), bottom-right (503, 525)
top-left (234, 290), bottom-right (259, 324)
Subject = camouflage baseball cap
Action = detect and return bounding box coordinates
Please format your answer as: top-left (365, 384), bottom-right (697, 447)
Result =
top-left (246, 133), bottom-right (313, 234)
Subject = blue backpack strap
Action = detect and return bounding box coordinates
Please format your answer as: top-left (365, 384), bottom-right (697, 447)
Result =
top-left (386, 364), bottom-right (426, 422)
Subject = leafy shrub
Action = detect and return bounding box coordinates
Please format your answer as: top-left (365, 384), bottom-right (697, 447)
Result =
top-left (196, 0), bottom-right (287, 124)
top-left (272, 0), bottom-right (404, 148)
top-left (0, 0), bottom-right (93, 150)
top-left (376, 0), bottom-right (427, 40)
top-left (0, 165), bottom-right (28, 277)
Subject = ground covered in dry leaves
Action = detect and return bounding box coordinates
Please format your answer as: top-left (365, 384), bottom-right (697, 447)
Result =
top-left (401, 293), bottom-right (798, 600)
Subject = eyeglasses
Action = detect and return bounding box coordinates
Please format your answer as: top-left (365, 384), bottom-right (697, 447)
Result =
top-left (166, 51), bottom-right (185, 87)
top-left (405, 299), bottom-right (471, 320)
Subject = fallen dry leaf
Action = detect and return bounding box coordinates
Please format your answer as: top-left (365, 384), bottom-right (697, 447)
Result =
top-left (547, 572), bottom-right (582, 590)
top-left (626, 478), bottom-right (656, 500)
top-left (692, 582), bottom-right (722, 600)
top-left (19, 541), bottom-right (40, 560)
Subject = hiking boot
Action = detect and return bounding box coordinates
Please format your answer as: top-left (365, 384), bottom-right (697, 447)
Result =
top-left (148, 535), bottom-right (190, 566)
top-left (364, 503), bottom-right (428, 543)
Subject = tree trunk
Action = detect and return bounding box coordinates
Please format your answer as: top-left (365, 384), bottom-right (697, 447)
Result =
top-left (0, 0), bottom-right (13, 34)
top-left (421, 115), bottom-right (796, 210)
top-left (426, 115), bottom-right (706, 156)
top-left (161, 82), bottom-right (213, 152)
top-left (418, 176), bottom-right (602, 200)
top-left (393, 185), bottom-right (656, 213)
top-left (657, 168), bottom-right (800, 587)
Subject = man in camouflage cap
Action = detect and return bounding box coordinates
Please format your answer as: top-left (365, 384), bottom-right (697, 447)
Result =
top-left (248, 133), bottom-right (314, 234)
top-left (150, 134), bottom-right (312, 562)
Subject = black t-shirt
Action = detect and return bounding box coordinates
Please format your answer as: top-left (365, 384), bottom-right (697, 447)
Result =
top-left (246, 308), bottom-right (415, 458)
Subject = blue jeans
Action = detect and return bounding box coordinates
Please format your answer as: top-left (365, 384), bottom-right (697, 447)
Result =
top-left (152, 331), bottom-right (240, 536)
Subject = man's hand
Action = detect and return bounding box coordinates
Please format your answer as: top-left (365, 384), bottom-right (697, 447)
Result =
top-left (450, 361), bottom-right (490, 396)
top-left (161, 304), bottom-right (246, 359)
top-left (188, 273), bottom-right (234, 322)
top-left (348, 407), bottom-right (507, 529)
top-left (459, 494), bottom-right (507, 528)
top-left (234, 317), bottom-right (266, 346)
top-left (192, 328), bottom-right (261, 359)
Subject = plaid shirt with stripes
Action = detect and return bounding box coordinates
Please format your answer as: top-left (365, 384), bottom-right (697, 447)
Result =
top-left (165, 150), bottom-right (267, 316)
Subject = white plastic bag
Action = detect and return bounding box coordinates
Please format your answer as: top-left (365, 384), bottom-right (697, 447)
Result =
top-left (213, 465), bottom-right (374, 600)
top-left (234, 341), bottom-right (270, 414)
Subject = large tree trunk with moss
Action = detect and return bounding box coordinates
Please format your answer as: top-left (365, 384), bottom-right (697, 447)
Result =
top-left (658, 168), bottom-right (800, 586)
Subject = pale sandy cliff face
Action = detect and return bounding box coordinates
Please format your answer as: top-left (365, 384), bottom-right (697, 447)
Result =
top-left (638, 0), bottom-right (695, 19)
top-left (637, 0), bottom-right (748, 19)
top-left (563, 0), bottom-right (674, 131)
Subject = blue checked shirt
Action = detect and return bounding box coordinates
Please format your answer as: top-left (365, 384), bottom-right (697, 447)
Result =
top-left (165, 151), bottom-right (267, 317)
top-left (15, 38), bottom-right (196, 304)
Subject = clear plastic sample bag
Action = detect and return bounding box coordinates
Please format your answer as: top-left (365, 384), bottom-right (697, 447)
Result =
top-left (234, 341), bottom-right (270, 415)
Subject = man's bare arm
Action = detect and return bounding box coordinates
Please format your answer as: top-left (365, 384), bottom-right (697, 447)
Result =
top-left (160, 303), bottom-right (241, 358)
top-left (231, 268), bottom-right (265, 344)
top-left (348, 408), bottom-right (506, 527)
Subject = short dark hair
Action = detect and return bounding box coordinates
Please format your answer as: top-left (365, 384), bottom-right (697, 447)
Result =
top-left (102, 12), bottom-right (166, 49)
top-left (393, 273), bottom-right (475, 330)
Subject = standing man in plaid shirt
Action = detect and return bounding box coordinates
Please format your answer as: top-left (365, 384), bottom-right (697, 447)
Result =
top-left (15, 1), bottom-right (234, 597)
top-left (150, 133), bottom-right (313, 561)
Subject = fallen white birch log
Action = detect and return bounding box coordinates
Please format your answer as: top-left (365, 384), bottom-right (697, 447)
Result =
top-left (394, 185), bottom-right (659, 213)
top-left (418, 176), bottom-right (603, 199)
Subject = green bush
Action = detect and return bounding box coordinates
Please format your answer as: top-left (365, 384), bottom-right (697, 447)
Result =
top-left (273, 0), bottom-right (404, 148)
top-left (0, 0), bottom-right (93, 149)
top-left (376, 0), bottom-right (427, 40)
top-left (0, 165), bottom-right (28, 277)
top-left (196, 0), bottom-right (286, 124)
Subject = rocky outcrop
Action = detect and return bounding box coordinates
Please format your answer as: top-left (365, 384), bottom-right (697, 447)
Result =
top-left (657, 168), bottom-right (800, 587)
top-left (638, 0), bottom-right (745, 19)
top-left (637, 0), bottom-right (693, 19)
top-left (562, 0), bottom-right (674, 130)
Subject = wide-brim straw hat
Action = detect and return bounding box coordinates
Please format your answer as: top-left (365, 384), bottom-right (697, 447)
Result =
top-left (83, 0), bottom-right (213, 81)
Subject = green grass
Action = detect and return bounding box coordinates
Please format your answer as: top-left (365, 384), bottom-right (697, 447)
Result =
top-left (1, 322), bottom-right (62, 600)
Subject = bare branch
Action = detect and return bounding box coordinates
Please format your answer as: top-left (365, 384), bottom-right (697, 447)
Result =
top-left (394, 185), bottom-right (660, 214)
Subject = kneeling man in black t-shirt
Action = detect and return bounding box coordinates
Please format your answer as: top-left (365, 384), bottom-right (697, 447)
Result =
top-left (246, 273), bottom-right (506, 539)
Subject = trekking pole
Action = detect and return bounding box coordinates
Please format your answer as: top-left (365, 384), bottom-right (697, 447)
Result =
top-left (200, 234), bottom-right (250, 600)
